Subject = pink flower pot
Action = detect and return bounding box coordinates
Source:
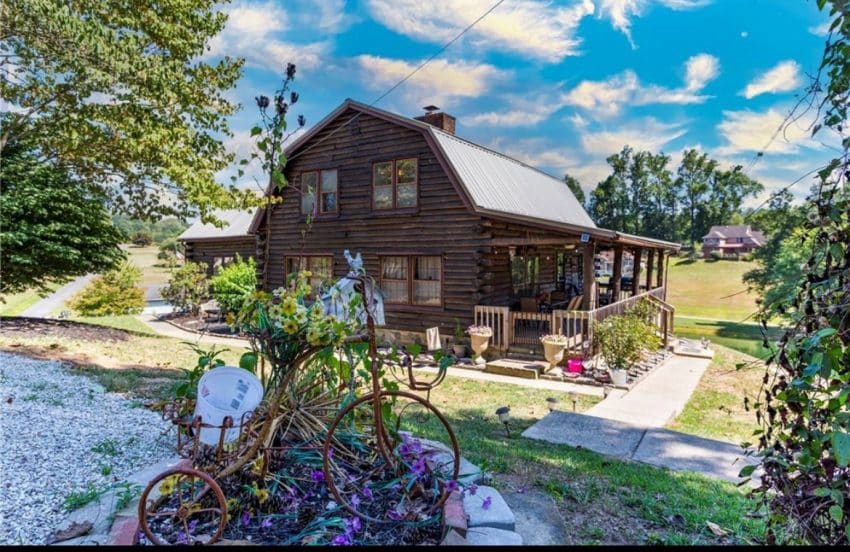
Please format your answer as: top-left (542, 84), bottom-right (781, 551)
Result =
top-left (567, 358), bottom-right (584, 374)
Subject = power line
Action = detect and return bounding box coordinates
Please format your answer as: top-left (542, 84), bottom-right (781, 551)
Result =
top-left (286, 0), bottom-right (508, 164)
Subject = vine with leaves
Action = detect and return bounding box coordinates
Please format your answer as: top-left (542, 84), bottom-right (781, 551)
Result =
top-left (747, 0), bottom-right (850, 545)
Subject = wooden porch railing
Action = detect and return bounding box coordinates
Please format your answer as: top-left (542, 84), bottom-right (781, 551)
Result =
top-left (474, 285), bottom-right (674, 354)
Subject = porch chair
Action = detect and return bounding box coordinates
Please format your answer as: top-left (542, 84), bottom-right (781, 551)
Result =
top-left (566, 295), bottom-right (583, 310)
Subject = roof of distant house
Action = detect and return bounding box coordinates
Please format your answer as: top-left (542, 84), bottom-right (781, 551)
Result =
top-left (177, 209), bottom-right (257, 241)
top-left (280, 99), bottom-right (679, 251)
top-left (702, 225), bottom-right (765, 244)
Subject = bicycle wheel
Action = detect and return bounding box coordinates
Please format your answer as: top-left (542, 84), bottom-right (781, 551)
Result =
top-left (138, 467), bottom-right (227, 545)
top-left (322, 390), bottom-right (460, 524)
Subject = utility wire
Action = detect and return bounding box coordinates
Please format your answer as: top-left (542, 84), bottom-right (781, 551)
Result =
top-left (286, 0), bottom-right (508, 164)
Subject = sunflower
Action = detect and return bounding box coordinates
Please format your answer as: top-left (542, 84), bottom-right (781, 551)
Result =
top-left (281, 297), bottom-right (298, 316)
top-left (282, 319), bottom-right (299, 335)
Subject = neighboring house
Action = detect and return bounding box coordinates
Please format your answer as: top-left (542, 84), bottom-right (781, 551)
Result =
top-left (178, 209), bottom-right (258, 274)
top-left (249, 99), bottom-right (679, 346)
top-left (701, 225), bottom-right (765, 259)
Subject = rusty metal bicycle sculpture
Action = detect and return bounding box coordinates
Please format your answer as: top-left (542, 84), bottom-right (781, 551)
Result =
top-left (138, 257), bottom-right (460, 545)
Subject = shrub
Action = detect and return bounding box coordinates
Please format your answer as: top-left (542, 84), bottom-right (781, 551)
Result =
top-left (739, 252), bottom-right (752, 262)
top-left (710, 250), bottom-right (723, 260)
top-left (211, 255), bottom-right (257, 314)
top-left (161, 261), bottom-right (209, 316)
top-left (130, 231), bottom-right (153, 246)
top-left (68, 262), bottom-right (145, 316)
top-left (592, 302), bottom-right (660, 371)
top-left (156, 238), bottom-right (182, 266)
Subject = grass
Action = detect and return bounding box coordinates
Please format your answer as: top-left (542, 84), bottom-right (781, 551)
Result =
top-left (674, 316), bottom-right (782, 360)
top-left (72, 315), bottom-right (158, 335)
top-left (667, 344), bottom-right (764, 444)
top-left (667, 258), bottom-right (760, 321)
top-left (0, 284), bottom-right (60, 316)
top-left (123, 244), bottom-right (174, 287)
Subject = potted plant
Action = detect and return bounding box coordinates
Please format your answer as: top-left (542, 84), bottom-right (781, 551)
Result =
top-left (592, 306), bottom-right (660, 386)
top-left (452, 319), bottom-right (467, 357)
top-left (539, 334), bottom-right (569, 373)
top-left (466, 324), bottom-right (492, 365)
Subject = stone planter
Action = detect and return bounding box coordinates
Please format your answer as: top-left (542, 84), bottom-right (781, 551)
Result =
top-left (541, 341), bottom-right (567, 372)
top-left (609, 368), bottom-right (628, 386)
top-left (469, 334), bottom-right (490, 365)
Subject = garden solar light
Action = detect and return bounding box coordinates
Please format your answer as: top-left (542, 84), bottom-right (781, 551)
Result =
top-left (546, 397), bottom-right (558, 412)
top-left (495, 406), bottom-right (511, 437)
top-left (568, 392), bottom-right (578, 411)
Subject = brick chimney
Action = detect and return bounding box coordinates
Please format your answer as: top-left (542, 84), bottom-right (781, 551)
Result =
top-left (414, 105), bottom-right (456, 135)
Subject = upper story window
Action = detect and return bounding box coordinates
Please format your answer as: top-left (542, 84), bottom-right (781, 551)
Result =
top-left (301, 170), bottom-right (338, 216)
top-left (373, 158), bottom-right (418, 210)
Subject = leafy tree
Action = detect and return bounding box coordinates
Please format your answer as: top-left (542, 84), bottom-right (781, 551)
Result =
top-left (130, 232), bottom-right (154, 247)
top-left (161, 261), bottom-right (209, 316)
top-left (210, 255), bottom-right (257, 314)
top-left (0, 0), bottom-right (251, 220)
top-left (675, 149), bottom-right (716, 245)
top-left (0, 138), bottom-right (125, 295)
top-left (746, 1), bottom-right (850, 545)
top-left (564, 174), bottom-right (586, 205)
top-left (68, 261), bottom-right (145, 316)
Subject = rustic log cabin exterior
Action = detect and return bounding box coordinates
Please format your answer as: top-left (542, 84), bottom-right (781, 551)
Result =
top-left (178, 210), bottom-right (257, 275)
top-left (250, 99), bottom-right (680, 351)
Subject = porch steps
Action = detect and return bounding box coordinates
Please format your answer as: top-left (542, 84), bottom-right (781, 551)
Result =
top-left (484, 359), bottom-right (548, 380)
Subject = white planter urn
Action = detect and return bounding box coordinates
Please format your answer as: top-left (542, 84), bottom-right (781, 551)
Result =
top-left (469, 334), bottom-right (490, 365)
top-left (609, 368), bottom-right (628, 386)
top-left (542, 341), bottom-right (567, 372)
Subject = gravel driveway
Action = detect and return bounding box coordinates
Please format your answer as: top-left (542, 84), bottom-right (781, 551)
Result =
top-left (0, 352), bottom-right (175, 545)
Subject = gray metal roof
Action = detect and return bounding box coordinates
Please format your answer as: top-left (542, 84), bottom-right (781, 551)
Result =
top-left (177, 209), bottom-right (257, 241)
top-left (429, 129), bottom-right (596, 230)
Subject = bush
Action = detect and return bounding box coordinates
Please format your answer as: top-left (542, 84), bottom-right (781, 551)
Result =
top-left (157, 238), bottom-right (182, 266)
top-left (161, 262), bottom-right (209, 316)
top-left (592, 301), bottom-right (660, 371)
top-left (710, 250), bottom-right (723, 260)
top-left (130, 231), bottom-right (153, 247)
top-left (739, 253), bottom-right (752, 262)
top-left (68, 262), bottom-right (145, 316)
top-left (211, 255), bottom-right (257, 314)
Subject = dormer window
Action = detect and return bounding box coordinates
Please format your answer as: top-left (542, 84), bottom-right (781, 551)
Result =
top-left (372, 158), bottom-right (418, 210)
top-left (301, 169), bottom-right (338, 216)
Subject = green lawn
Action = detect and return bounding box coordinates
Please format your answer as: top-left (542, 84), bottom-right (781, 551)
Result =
top-left (72, 315), bottom-right (158, 335)
top-left (667, 258), bottom-right (760, 321)
top-left (123, 243), bottom-right (173, 287)
top-left (674, 316), bottom-right (782, 360)
top-left (667, 344), bottom-right (763, 444)
top-left (0, 288), bottom-right (50, 316)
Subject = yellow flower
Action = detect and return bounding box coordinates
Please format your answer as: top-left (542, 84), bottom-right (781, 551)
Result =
top-left (282, 319), bottom-right (299, 335)
top-left (309, 303), bottom-right (324, 319)
top-left (227, 497), bottom-right (238, 511)
top-left (281, 297), bottom-right (297, 316)
top-left (251, 455), bottom-right (265, 476)
top-left (306, 328), bottom-right (324, 346)
top-left (158, 474), bottom-right (180, 496)
top-left (255, 488), bottom-right (270, 504)
top-left (294, 309), bottom-right (308, 325)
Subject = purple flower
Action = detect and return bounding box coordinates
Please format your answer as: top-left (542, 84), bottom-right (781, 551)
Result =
top-left (362, 486), bottom-right (373, 500)
top-left (350, 494), bottom-right (361, 508)
top-left (241, 511), bottom-right (252, 526)
top-left (387, 508), bottom-right (403, 521)
top-left (188, 519), bottom-right (199, 532)
top-left (398, 443), bottom-right (412, 457)
top-left (327, 447), bottom-right (335, 460)
top-left (444, 480), bottom-right (459, 493)
top-left (467, 484), bottom-right (478, 496)
top-left (311, 470), bottom-right (325, 483)
top-left (482, 496), bottom-right (492, 510)
top-left (261, 517), bottom-right (274, 530)
top-left (176, 531), bottom-right (189, 545)
top-left (332, 534), bottom-right (351, 546)
top-left (411, 457), bottom-right (428, 476)
top-left (349, 517), bottom-right (362, 533)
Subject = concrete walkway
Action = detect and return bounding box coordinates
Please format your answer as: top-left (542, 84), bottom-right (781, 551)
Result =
top-left (522, 411), bottom-right (758, 484)
top-left (586, 355), bottom-right (711, 426)
top-left (135, 313), bottom-right (250, 348)
top-left (20, 274), bottom-right (95, 317)
top-left (412, 365), bottom-right (605, 397)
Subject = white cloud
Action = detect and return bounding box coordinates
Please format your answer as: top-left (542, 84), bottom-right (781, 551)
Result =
top-left (366, 0), bottom-right (595, 63)
top-left (579, 117), bottom-right (688, 156)
top-left (354, 55), bottom-right (507, 100)
top-left (563, 53), bottom-right (719, 118)
top-left (466, 90), bottom-right (567, 127)
top-left (205, 1), bottom-right (329, 71)
top-left (715, 106), bottom-right (818, 156)
top-left (598, 0), bottom-right (710, 45)
top-left (740, 60), bottom-right (803, 99)
top-left (808, 21), bottom-right (832, 36)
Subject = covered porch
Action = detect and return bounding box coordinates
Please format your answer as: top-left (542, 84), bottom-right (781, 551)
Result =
top-left (473, 228), bottom-right (679, 356)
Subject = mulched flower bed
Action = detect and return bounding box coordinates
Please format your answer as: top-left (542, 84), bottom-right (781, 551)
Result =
top-left (158, 313), bottom-right (242, 338)
top-left (0, 316), bottom-right (132, 342)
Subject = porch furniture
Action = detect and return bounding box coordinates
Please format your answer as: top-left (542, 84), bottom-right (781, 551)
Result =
top-left (520, 297), bottom-right (539, 313)
top-left (565, 295), bottom-right (583, 311)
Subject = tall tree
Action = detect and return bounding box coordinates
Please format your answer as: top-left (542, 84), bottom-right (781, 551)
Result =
top-left (0, 0), bottom-right (248, 220)
top-left (1, 137), bottom-right (125, 294)
top-left (564, 174), bottom-right (586, 205)
top-left (675, 149), bottom-right (717, 246)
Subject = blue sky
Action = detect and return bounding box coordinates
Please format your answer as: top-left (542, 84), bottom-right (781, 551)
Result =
top-left (209, 0), bottom-right (838, 204)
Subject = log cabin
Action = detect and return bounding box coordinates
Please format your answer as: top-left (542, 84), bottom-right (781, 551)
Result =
top-left (178, 209), bottom-right (257, 275)
top-left (187, 99), bottom-right (680, 352)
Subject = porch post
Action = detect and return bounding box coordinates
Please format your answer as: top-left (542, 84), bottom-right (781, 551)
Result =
top-left (656, 250), bottom-right (665, 288)
top-left (582, 242), bottom-right (597, 310)
top-left (664, 253), bottom-right (671, 301)
top-left (631, 247), bottom-right (643, 296)
top-left (611, 245), bottom-right (623, 302)
top-left (646, 249), bottom-right (655, 292)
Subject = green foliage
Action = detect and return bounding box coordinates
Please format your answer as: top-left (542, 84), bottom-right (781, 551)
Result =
top-left (173, 343), bottom-right (227, 402)
top-left (64, 484), bottom-right (104, 511)
top-left (564, 173), bottom-right (586, 205)
top-left (587, 146), bottom-right (763, 244)
top-left (592, 301), bottom-right (661, 371)
top-left (0, 138), bottom-right (125, 295)
top-left (161, 262), bottom-right (209, 316)
top-left (748, 2), bottom-right (850, 545)
top-left (210, 255), bottom-right (257, 314)
top-left (130, 231), bottom-right (153, 247)
top-left (0, 0), bottom-right (253, 220)
top-left (68, 262), bottom-right (145, 316)
top-left (112, 215), bottom-right (188, 244)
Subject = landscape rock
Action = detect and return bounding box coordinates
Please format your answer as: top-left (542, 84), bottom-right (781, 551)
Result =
top-left (463, 486), bottom-right (515, 532)
top-left (464, 527), bottom-right (523, 546)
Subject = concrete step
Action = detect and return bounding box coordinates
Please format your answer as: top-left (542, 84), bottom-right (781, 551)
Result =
top-left (484, 359), bottom-right (547, 380)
